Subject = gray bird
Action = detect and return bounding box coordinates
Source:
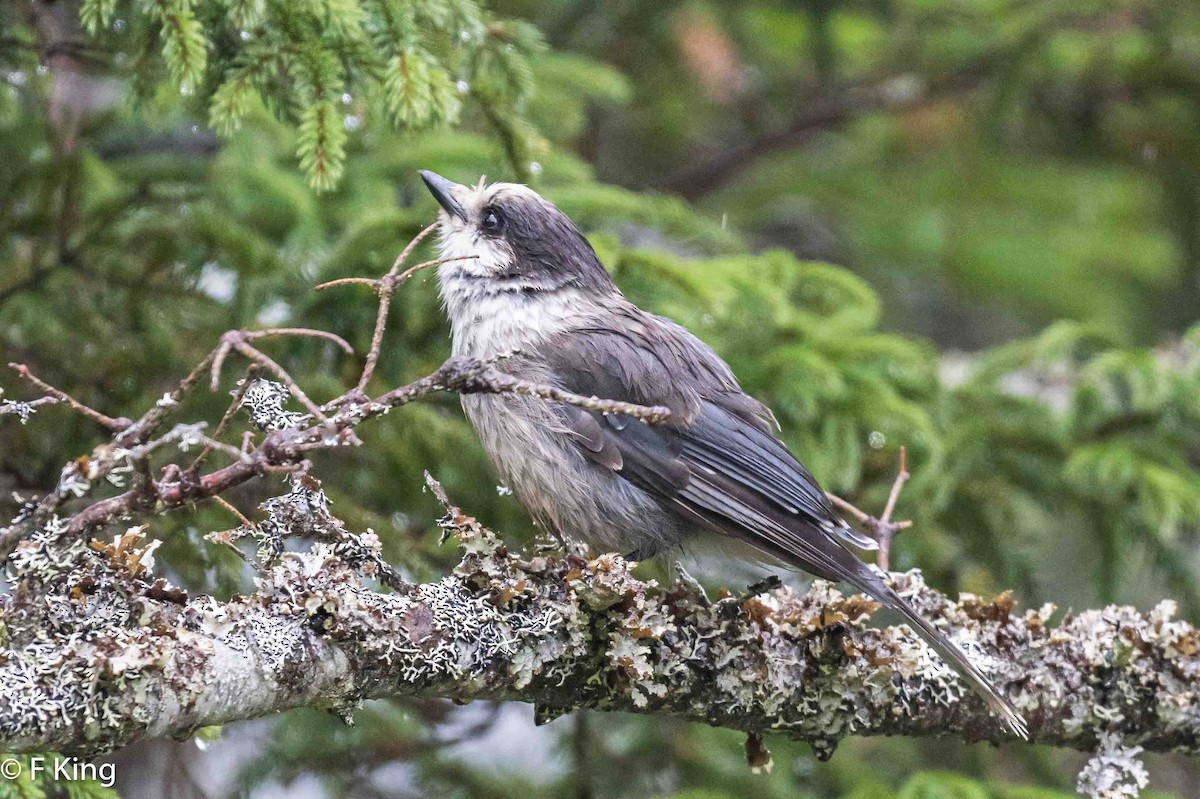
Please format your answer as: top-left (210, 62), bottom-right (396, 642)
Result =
top-left (419, 170), bottom-right (1028, 739)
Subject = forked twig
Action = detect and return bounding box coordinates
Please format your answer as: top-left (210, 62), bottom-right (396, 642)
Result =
top-left (827, 446), bottom-right (912, 570)
top-left (230, 341), bottom-right (327, 422)
top-left (313, 221), bottom-right (479, 396)
top-left (8, 363), bottom-right (132, 432)
top-left (209, 328), bottom-right (347, 393)
top-left (355, 224), bottom-right (437, 393)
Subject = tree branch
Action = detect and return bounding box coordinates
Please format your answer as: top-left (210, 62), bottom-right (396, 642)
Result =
top-left (1, 494), bottom-right (1196, 762)
top-left (657, 74), bottom-right (984, 200)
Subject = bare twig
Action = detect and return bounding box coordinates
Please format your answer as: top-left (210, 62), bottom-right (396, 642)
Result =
top-left (827, 447), bottom-right (913, 570)
top-left (210, 339), bottom-right (233, 393)
top-left (204, 509), bottom-right (253, 564)
top-left (875, 447), bottom-right (912, 569)
top-left (211, 495), bottom-right (253, 527)
top-left (230, 340), bottom-right (327, 422)
top-left (355, 224), bottom-right (437, 394)
top-left (352, 242), bottom-right (478, 395)
top-left (314, 225), bottom-right (478, 398)
top-left (8, 363), bottom-right (131, 432)
top-left (209, 328), bottom-right (344, 394)
top-left (189, 366), bottom-right (260, 472)
top-left (320, 253), bottom-right (469, 396)
top-left (244, 328), bottom-right (354, 355)
top-left (827, 493), bottom-right (870, 526)
top-left (192, 435), bottom-right (252, 465)
top-left (314, 277), bottom-right (379, 291)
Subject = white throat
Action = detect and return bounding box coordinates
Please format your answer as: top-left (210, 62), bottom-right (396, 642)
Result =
top-left (438, 267), bottom-right (587, 357)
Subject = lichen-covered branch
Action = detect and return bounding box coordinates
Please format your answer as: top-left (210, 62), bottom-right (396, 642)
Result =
top-left (1, 229), bottom-right (1195, 799)
top-left (1, 484), bottom-right (1197, 762)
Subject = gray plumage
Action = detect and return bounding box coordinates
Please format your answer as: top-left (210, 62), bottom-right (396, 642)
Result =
top-left (419, 170), bottom-right (1029, 739)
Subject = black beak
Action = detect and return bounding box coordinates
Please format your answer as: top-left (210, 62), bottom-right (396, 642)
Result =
top-left (418, 170), bottom-right (467, 222)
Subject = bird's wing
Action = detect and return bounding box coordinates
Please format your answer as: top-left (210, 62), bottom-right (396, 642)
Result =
top-left (542, 322), bottom-right (879, 581)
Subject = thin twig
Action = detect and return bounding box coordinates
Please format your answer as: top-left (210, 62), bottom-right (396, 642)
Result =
top-left (244, 328), bottom-right (354, 355)
top-left (880, 447), bottom-right (909, 524)
top-left (195, 436), bottom-right (253, 465)
top-left (318, 253), bottom-right (481, 396)
top-left (314, 277), bottom-right (378, 291)
top-left (230, 340), bottom-right (327, 422)
top-left (209, 328), bottom-right (346, 393)
top-left (210, 340), bottom-right (233, 392)
top-left (827, 493), bottom-right (870, 525)
top-left (391, 254), bottom-right (475, 287)
top-left (826, 447), bottom-right (913, 570)
top-left (356, 225), bottom-right (437, 394)
top-left (189, 366), bottom-right (260, 472)
top-left (211, 495), bottom-right (253, 527)
top-left (8, 363), bottom-right (132, 432)
top-left (873, 447), bottom-right (911, 571)
top-left (312, 224), bottom-right (475, 397)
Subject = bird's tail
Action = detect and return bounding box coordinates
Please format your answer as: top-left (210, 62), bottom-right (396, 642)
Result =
top-left (880, 586), bottom-right (1029, 740)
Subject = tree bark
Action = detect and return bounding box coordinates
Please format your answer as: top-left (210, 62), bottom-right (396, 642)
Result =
top-left (2, 500), bottom-right (1197, 762)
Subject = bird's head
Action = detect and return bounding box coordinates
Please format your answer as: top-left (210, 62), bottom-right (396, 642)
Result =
top-left (419, 170), bottom-right (615, 295)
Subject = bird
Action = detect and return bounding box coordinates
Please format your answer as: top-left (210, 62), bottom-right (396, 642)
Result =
top-left (418, 169), bottom-right (1028, 739)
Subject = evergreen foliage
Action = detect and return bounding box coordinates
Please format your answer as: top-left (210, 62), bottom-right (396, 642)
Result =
top-left (77, 0), bottom-right (542, 188)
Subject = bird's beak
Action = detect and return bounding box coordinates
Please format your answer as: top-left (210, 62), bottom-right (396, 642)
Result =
top-left (418, 170), bottom-right (467, 222)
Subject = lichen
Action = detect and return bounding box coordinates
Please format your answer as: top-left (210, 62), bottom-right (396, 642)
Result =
top-left (1, 482), bottom-right (1198, 765)
top-left (239, 379), bottom-right (308, 431)
top-left (1077, 732), bottom-right (1150, 799)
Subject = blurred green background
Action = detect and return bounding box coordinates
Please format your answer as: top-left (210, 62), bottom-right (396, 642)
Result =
top-left (1, 1), bottom-right (1198, 797)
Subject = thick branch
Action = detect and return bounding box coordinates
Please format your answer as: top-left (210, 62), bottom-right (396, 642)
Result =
top-left (1, 507), bottom-right (1196, 759)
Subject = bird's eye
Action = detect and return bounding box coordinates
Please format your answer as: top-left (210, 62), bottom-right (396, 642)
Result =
top-left (481, 207), bottom-right (503, 232)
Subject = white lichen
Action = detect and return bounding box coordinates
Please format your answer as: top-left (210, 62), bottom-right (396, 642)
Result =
top-left (1077, 732), bottom-right (1150, 799)
top-left (239, 379), bottom-right (308, 431)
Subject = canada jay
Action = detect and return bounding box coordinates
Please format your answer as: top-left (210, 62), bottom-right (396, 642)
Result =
top-left (419, 170), bottom-right (1028, 738)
